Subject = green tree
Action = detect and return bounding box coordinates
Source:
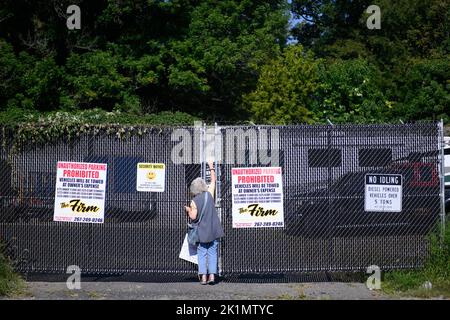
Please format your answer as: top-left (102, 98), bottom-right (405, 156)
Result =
top-left (245, 46), bottom-right (389, 124)
top-left (0, 39), bottom-right (63, 112)
top-left (291, 0), bottom-right (449, 62)
top-left (0, 40), bottom-right (21, 110)
top-left (154, 0), bottom-right (290, 120)
top-left (313, 58), bottom-right (389, 123)
top-left (244, 45), bottom-right (320, 124)
top-left (291, 0), bottom-right (450, 124)
top-left (0, 0), bottom-right (290, 121)
top-left (393, 57), bottom-right (450, 122)
top-left (62, 50), bottom-right (136, 112)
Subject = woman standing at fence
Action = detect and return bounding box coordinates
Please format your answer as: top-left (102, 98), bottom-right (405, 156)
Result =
top-left (185, 161), bottom-right (224, 285)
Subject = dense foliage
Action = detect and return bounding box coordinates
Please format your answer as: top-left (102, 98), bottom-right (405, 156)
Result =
top-left (0, 0), bottom-right (448, 125)
top-left (288, 0), bottom-right (449, 124)
top-left (0, 0), bottom-right (288, 123)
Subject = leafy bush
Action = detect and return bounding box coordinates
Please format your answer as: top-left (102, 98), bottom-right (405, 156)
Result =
top-left (383, 220), bottom-right (450, 297)
top-left (0, 245), bottom-right (25, 297)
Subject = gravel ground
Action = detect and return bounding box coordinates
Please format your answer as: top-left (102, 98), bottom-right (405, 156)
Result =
top-left (8, 281), bottom-right (392, 300)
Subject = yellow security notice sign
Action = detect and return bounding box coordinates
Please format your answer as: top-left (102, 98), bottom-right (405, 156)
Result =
top-left (137, 163), bottom-right (165, 192)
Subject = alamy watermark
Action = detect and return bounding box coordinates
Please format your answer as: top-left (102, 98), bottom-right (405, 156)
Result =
top-left (66, 5), bottom-right (81, 30)
top-left (171, 123), bottom-right (280, 166)
top-left (366, 5), bottom-right (381, 30)
top-left (366, 265), bottom-right (381, 290)
top-left (66, 265), bottom-right (81, 290)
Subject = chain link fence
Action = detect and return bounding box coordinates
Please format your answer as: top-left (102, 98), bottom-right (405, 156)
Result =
top-left (0, 122), bottom-right (445, 278)
top-left (220, 123), bottom-right (443, 276)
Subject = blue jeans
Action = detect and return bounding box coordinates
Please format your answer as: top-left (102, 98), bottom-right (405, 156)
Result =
top-left (197, 240), bottom-right (218, 275)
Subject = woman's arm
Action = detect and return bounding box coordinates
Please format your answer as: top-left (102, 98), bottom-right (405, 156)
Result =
top-left (207, 161), bottom-right (216, 199)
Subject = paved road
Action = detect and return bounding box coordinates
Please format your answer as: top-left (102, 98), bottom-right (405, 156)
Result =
top-left (14, 281), bottom-right (391, 300)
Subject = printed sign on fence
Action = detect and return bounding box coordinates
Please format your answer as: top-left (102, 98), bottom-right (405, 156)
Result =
top-left (136, 163), bottom-right (165, 192)
top-left (231, 167), bottom-right (284, 228)
top-left (54, 161), bottom-right (107, 223)
top-left (365, 174), bottom-right (402, 212)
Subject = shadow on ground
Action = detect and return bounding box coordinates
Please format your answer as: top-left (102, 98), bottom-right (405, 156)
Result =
top-left (23, 271), bottom-right (366, 284)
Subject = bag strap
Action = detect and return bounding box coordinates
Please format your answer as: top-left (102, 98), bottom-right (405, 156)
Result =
top-left (196, 191), bottom-right (208, 223)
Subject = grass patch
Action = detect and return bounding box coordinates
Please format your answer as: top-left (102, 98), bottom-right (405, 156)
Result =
top-left (276, 285), bottom-right (309, 300)
top-left (0, 245), bottom-right (27, 297)
top-left (88, 291), bottom-right (107, 299)
top-left (383, 220), bottom-right (450, 298)
top-left (276, 293), bottom-right (296, 300)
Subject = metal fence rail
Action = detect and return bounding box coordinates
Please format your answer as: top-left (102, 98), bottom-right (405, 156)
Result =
top-left (0, 122), bottom-right (444, 277)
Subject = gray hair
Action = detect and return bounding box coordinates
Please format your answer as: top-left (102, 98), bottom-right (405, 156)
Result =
top-left (190, 177), bottom-right (208, 196)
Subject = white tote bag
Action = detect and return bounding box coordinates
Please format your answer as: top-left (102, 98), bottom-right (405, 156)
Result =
top-left (178, 233), bottom-right (198, 264)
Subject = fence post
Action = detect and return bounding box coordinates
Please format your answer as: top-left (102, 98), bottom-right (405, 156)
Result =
top-left (214, 123), bottom-right (221, 207)
top-left (214, 122), bottom-right (223, 276)
top-left (327, 124), bottom-right (333, 272)
top-left (439, 119), bottom-right (446, 244)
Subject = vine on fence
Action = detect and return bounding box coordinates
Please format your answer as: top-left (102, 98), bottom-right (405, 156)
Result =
top-left (0, 109), bottom-right (200, 153)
